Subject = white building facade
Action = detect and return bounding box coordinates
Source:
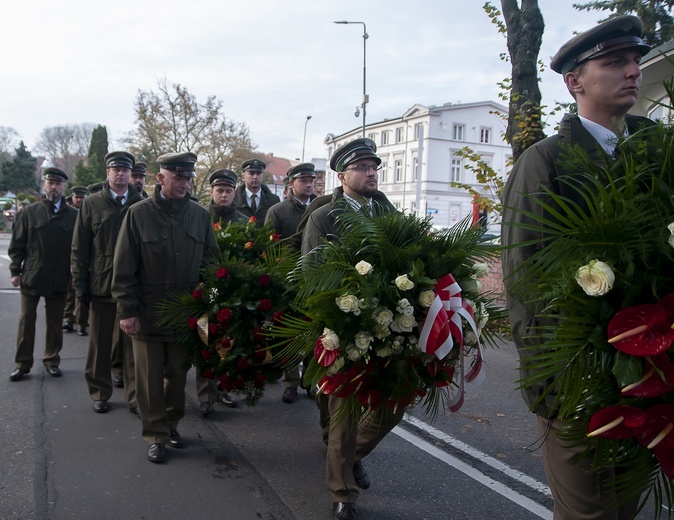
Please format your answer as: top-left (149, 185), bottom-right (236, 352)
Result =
top-left (324, 101), bottom-right (511, 231)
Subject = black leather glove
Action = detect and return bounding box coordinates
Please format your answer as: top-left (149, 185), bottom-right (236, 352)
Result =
top-left (76, 289), bottom-right (90, 307)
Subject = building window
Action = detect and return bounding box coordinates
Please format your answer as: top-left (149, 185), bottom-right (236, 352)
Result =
top-left (381, 131), bottom-right (389, 146)
top-left (480, 127), bottom-right (491, 144)
top-left (453, 124), bottom-right (464, 141)
top-left (414, 123), bottom-right (423, 139)
top-left (380, 161), bottom-right (388, 183)
top-left (368, 132), bottom-right (377, 142)
top-left (451, 156), bottom-right (462, 182)
top-left (412, 156), bottom-right (419, 181)
top-left (395, 127), bottom-right (404, 143)
top-left (394, 159), bottom-right (403, 182)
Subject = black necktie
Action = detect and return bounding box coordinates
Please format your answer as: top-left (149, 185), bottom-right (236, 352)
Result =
top-left (116, 195), bottom-right (124, 206)
top-left (250, 194), bottom-right (257, 213)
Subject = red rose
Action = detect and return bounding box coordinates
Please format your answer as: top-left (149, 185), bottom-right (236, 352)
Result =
top-left (221, 337), bottom-right (231, 349)
top-left (233, 376), bottom-right (246, 389)
top-left (253, 345), bottom-right (267, 360)
top-left (258, 299), bottom-right (272, 311)
top-left (252, 327), bottom-right (266, 342)
top-left (253, 372), bottom-right (267, 388)
top-left (216, 308), bottom-right (232, 323)
top-left (188, 317), bottom-right (198, 330)
top-left (244, 241), bottom-right (254, 250)
top-left (219, 374), bottom-right (232, 391)
top-left (192, 287), bottom-right (203, 300)
top-left (248, 216), bottom-right (257, 224)
top-left (200, 349), bottom-right (211, 361)
top-left (237, 358), bottom-right (250, 371)
top-left (208, 323), bottom-right (219, 334)
top-left (216, 267), bottom-right (228, 279)
top-left (272, 311), bottom-right (284, 322)
top-left (269, 233), bottom-right (281, 242)
top-left (258, 274), bottom-right (271, 287)
top-left (213, 222), bottom-right (221, 231)
top-left (203, 369), bottom-right (215, 380)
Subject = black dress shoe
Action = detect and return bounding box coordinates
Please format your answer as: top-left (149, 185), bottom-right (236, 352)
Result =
top-left (333, 502), bottom-right (357, 520)
top-left (147, 443), bottom-right (165, 463)
top-left (216, 393), bottom-right (237, 408)
top-left (129, 406), bottom-right (138, 415)
top-left (353, 461), bottom-right (370, 489)
top-left (9, 368), bottom-right (28, 381)
top-left (282, 387), bottom-right (298, 403)
top-left (199, 402), bottom-right (213, 416)
top-left (77, 327), bottom-right (88, 336)
top-left (93, 400), bottom-right (108, 413)
top-left (46, 366), bottom-right (62, 377)
top-left (112, 373), bottom-right (124, 387)
top-left (167, 429), bottom-right (183, 448)
top-left (62, 321), bottom-right (74, 331)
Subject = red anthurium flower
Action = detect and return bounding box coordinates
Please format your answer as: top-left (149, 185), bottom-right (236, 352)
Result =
top-left (657, 293), bottom-right (674, 322)
top-left (258, 274), bottom-right (271, 287)
top-left (216, 308), bottom-right (231, 323)
top-left (187, 317), bottom-right (198, 330)
top-left (314, 341), bottom-right (339, 367)
top-left (200, 349), bottom-right (211, 361)
top-left (588, 405), bottom-right (648, 439)
top-left (192, 287), bottom-right (203, 300)
top-left (216, 267), bottom-right (228, 279)
top-left (607, 304), bottom-right (674, 356)
top-left (622, 354), bottom-right (674, 398)
top-left (356, 388), bottom-right (383, 409)
top-left (637, 404), bottom-right (674, 449)
top-left (258, 299), bottom-right (272, 311)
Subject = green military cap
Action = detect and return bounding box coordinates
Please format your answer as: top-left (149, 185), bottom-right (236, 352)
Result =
top-left (43, 167), bottom-right (68, 181)
top-left (87, 181), bottom-right (105, 194)
top-left (286, 162), bottom-right (317, 181)
top-left (157, 151), bottom-right (197, 178)
top-left (71, 186), bottom-right (88, 195)
top-left (132, 162), bottom-right (147, 176)
top-left (551, 15), bottom-right (651, 75)
top-left (209, 169), bottom-right (238, 187)
top-left (329, 137), bottom-right (381, 173)
top-left (104, 151), bottom-right (135, 169)
top-left (241, 158), bottom-right (266, 172)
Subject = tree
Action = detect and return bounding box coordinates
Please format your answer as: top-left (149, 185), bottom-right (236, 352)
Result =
top-left (123, 78), bottom-right (258, 201)
top-left (574, 0), bottom-right (674, 46)
top-left (0, 126), bottom-right (20, 159)
top-left (87, 125), bottom-right (108, 179)
top-left (1, 141), bottom-right (37, 193)
top-left (34, 123), bottom-right (96, 176)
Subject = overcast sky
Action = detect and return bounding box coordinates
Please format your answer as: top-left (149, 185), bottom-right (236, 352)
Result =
top-left (1, 1), bottom-right (599, 163)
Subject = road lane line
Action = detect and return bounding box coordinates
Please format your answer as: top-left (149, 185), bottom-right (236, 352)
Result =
top-left (403, 414), bottom-right (551, 497)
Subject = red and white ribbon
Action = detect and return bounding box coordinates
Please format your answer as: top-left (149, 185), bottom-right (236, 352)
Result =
top-left (418, 274), bottom-right (486, 412)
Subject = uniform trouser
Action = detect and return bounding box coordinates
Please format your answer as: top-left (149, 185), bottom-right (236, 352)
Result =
top-left (537, 416), bottom-right (640, 520)
top-left (196, 372), bottom-right (217, 403)
top-left (116, 327), bottom-right (136, 409)
top-left (282, 353), bottom-right (313, 389)
top-left (132, 337), bottom-right (189, 446)
top-left (110, 323), bottom-right (124, 375)
top-left (15, 293), bottom-right (65, 370)
top-left (63, 284), bottom-right (89, 329)
top-left (319, 394), bottom-right (405, 503)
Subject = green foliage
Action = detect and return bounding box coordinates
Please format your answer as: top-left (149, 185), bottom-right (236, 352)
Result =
top-left (87, 125), bottom-right (108, 179)
top-left (0, 141), bottom-right (37, 193)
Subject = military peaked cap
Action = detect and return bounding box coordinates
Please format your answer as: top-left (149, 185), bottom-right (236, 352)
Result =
top-left (43, 167), bottom-right (68, 181)
top-left (330, 138), bottom-right (381, 173)
top-left (71, 185), bottom-right (87, 195)
top-left (132, 162), bottom-right (147, 176)
top-left (209, 169), bottom-right (238, 188)
top-left (104, 151), bottom-right (135, 170)
top-left (157, 151), bottom-right (197, 177)
top-left (241, 158), bottom-right (266, 172)
top-left (286, 162), bottom-right (317, 181)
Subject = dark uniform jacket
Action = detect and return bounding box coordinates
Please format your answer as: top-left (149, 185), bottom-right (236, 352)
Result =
top-left (9, 198), bottom-right (78, 298)
top-left (233, 183), bottom-right (280, 226)
top-left (209, 200), bottom-right (248, 226)
top-left (501, 113), bottom-right (655, 417)
top-left (71, 182), bottom-right (142, 303)
top-left (264, 195), bottom-right (314, 238)
top-left (301, 187), bottom-right (396, 255)
top-left (111, 185), bottom-right (218, 340)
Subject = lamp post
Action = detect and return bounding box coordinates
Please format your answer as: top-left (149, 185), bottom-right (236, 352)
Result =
top-left (301, 115), bottom-right (312, 162)
top-left (333, 20), bottom-right (368, 137)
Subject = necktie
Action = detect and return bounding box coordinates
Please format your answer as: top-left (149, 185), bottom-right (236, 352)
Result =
top-left (250, 194), bottom-right (257, 213)
top-left (116, 195), bottom-right (124, 206)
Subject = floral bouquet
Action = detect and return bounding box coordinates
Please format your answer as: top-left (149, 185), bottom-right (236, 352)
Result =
top-left (268, 207), bottom-right (505, 422)
top-left (157, 217), bottom-right (297, 405)
top-left (506, 106), bottom-right (674, 511)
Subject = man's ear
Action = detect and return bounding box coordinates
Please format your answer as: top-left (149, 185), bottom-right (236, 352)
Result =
top-left (564, 71), bottom-right (584, 96)
top-left (337, 172), bottom-right (345, 184)
top-left (156, 171), bottom-right (165, 185)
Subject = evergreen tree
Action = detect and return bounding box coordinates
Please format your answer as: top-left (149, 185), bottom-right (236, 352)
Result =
top-left (73, 157), bottom-right (101, 187)
top-left (1, 142), bottom-right (37, 193)
top-left (574, 0), bottom-right (674, 46)
top-left (87, 125), bottom-right (108, 179)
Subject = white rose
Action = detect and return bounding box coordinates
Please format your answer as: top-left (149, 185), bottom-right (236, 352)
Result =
top-left (355, 260), bottom-right (373, 275)
top-left (418, 290), bottom-right (435, 308)
top-left (668, 222), bottom-right (674, 248)
top-left (394, 274), bottom-right (415, 291)
top-left (372, 307), bottom-right (394, 327)
top-left (375, 325), bottom-right (391, 340)
top-left (408, 335), bottom-right (418, 345)
top-left (390, 313), bottom-right (418, 333)
top-left (376, 346), bottom-right (393, 357)
top-left (321, 328), bottom-right (340, 351)
top-left (336, 294), bottom-right (360, 314)
top-left (575, 260), bottom-right (615, 296)
top-left (354, 331), bottom-right (374, 351)
top-left (326, 356), bottom-right (345, 376)
top-left (392, 336), bottom-right (405, 348)
top-left (346, 345), bottom-right (364, 361)
top-left (396, 298), bottom-right (412, 314)
top-left (473, 262), bottom-right (489, 278)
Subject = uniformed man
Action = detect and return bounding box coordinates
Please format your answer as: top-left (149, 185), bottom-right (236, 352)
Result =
top-left (233, 158), bottom-right (280, 226)
top-left (87, 182), bottom-right (105, 194)
top-left (8, 167), bottom-right (78, 381)
top-left (112, 151), bottom-right (218, 463)
top-left (196, 168), bottom-right (247, 416)
top-left (63, 185), bottom-right (90, 336)
top-left (302, 139), bottom-right (403, 520)
top-left (72, 151), bottom-right (143, 414)
top-left (131, 161), bottom-right (149, 198)
top-left (265, 162), bottom-right (317, 403)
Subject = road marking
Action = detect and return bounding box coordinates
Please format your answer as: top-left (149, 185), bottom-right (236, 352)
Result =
top-left (394, 416), bottom-right (553, 519)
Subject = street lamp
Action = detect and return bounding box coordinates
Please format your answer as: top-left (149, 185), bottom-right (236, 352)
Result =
top-left (333, 20), bottom-right (368, 137)
top-left (301, 115), bottom-right (312, 162)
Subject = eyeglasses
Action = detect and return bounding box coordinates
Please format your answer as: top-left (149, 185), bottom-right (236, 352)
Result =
top-left (345, 164), bottom-right (382, 173)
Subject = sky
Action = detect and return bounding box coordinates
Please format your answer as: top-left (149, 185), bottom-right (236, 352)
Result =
top-left (0, 1), bottom-right (600, 164)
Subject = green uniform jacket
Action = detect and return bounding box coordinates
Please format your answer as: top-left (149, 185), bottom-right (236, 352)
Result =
top-left (209, 200), bottom-right (248, 225)
top-left (264, 195), bottom-right (314, 238)
top-left (111, 185), bottom-right (218, 340)
top-left (501, 113), bottom-right (655, 417)
top-left (9, 198), bottom-right (77, 298)
top-left (301, 187), bottom-right (396, 255)
top-left (233, 183), bottom-right (280, 227)
top-left (71, 182), bottom-right (142, 303)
